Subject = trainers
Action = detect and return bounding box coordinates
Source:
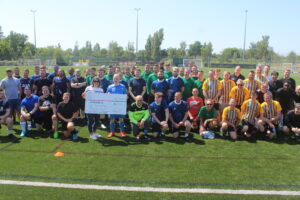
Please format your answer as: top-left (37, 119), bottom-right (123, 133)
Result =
top-left (90, 133), bottom-right (100, 140)
top-left (120, 131), bottom-right (127, 137)
top-left (53, 131), bottom-right (59, 139)
top-left (184, 133), bottom-right (189, 138)
top-left (108, 132), bottom-right (115, 138)
top-left (100, 123), bottom-right (107, 129)
top-left (20, 131), bottom-right (26, 137)
top-left (72, 133), bottom-right (78, 140)
top-left (144, 135), bottom-right (150, 140)
top-left (136, 134), bottom-right (141, 140)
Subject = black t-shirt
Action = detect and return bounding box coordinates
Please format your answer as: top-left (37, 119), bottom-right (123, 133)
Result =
top-left (230, 73), bottom-right (245, 83)
top-left (71, 76), bottom-right (86, 98)
top-left (129, 78), bottom-right (146, 97)
top-left (280, 78), bottom-right (296, 90)
top-left (295, 94), bottom-right (300, 103)
top-left (57, 102), bottom-right (76, 119)
top-left (0, 99), bottom-right (9, 116)
top-left (276, 88), bottom-right (295, 113)
top-left (268, 80), bottom-right (283, 98)
top-left (257, 89), bottom-right (267, 104)
top-left (34, 78), bottom-right (52, 96)
top-left (286, 110), bottom-right (300, 128)
top-left (38, 95), bottom-right (55, 116)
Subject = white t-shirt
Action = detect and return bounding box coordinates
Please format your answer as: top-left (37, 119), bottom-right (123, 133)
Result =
top-left (84, 86), bottom-right (104, 93)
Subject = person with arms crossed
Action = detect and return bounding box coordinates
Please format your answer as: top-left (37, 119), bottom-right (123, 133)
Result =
top-left (202, 70), bottom-right (222, 111)
top-left (128, 68), bottom-right (146, 104)
top-left (229, 79), bottom-right (250, 109)
top-left (220, 71), bottom-right (236, 111)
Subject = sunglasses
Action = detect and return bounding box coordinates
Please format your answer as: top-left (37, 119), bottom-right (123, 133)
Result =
top-left (93, 80), bottom-right (100, 82)
top-left (237, 84), bottom-right (244, 86)
top-left (206, 104), bottom-right (213, 106)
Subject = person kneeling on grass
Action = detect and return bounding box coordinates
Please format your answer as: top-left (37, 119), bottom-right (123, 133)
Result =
top-left (284, 103), bottom-right (300, 141)
top-left (57, 93), bottom-right (79, 140)
top-left (129, 95), bottom-right (150, 140)
top-left (20, 87), bottom-right (43, 137)
top-left (240, 91), bottom-right (261, 138)
top-left (198, 99), bottom-right (218, 136)
top-left (38, 86), bottom-right (58, 138)
top-left (0, 89), bottom-right (13, 136)
top-left (221, 98), bottom-right (242, 140)
top-left (168, 92), bottom-right (191, 139)
top-left (257, 92), bottom-right (282, 139)
top-left (150, 92), bottom-right (169, 138)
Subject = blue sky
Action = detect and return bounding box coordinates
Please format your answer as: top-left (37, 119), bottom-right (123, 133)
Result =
top-left (0, 0), bottom-right (299, 55)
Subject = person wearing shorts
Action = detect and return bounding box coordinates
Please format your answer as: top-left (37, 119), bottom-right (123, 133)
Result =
top-left (198, 99), bottom-right (218, 135)
top-left (187, 88), bottom-right (204, 130)
top-left (20, 87), bottom-right (43, 137)
top-left (57, 93), bottom-right (79, 140)
top-left (70, 69), bottom-right (86, 118)
top-left (257, 92), bottom-right (282, 139)
top-left (107, 74), bottom-right (127, 138)
top-left (168, 92), bottom-right (191, 139)
top-left (38, 86), bottom-right (58, 138)
top-left (0, 68), bottom-right (22, 117)
top-left (52, 69), bottom-right (70, 104)
top-left (150, 92), bottom-right (169, 138)
top-left (221, 98), bottom-right (242, 140)
top-left (0, 89), bottom-right (13, 137)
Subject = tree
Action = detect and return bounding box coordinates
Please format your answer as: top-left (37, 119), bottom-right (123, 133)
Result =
top-left (145, 35), bottom-right (152, 60)
top-left (5, 31), bottom-right (28, 60)
top-left (124, 41), bottom-right (135, 60)
top-left (221, 48), bottom-right (241, 61)
top-left (188, 41), bottom-right (202, 57)
top-left (179, 41), bottom-right (187, 57)
top-left (201, 42), bottom-right (213, 64)
top-left (151, 28), bottom-right (164, 61)
top-left (247, 35), bottom-right (274, 62)
top-left (93, 43), bottom-right (101, 57)
top-left (0, 26), bottom-right (3, 39)
top-left (287, 51), bottom-right (297, 64)
top-left (108, 41), bottom-right (123, 60)
top-left (73, 41), bottom-right (79, 57)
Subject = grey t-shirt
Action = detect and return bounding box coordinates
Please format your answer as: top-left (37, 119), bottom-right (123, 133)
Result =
top-left (0, 77), bottom-right (20, 99)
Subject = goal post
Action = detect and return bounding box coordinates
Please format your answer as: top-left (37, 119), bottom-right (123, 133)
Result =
top-left (182, 59), bottom-right (203, 69)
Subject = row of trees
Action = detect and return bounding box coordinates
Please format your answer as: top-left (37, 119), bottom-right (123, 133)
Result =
top-left (0, 25), bottom-right (299, 65)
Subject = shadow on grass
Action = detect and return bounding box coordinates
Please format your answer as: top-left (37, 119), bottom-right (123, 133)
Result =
top-left (0, 135), bottom-right (21, 144)
top-left (97, 137), bottom-right (129, 147)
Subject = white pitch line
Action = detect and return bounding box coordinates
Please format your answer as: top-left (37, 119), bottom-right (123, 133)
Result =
top-left (0, 179), bottom-right (300, 196)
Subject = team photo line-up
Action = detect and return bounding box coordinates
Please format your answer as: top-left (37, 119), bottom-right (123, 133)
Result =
top-left (0, 63), bottom-right (299, 141)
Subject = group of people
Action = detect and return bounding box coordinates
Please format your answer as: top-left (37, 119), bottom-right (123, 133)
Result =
top-left (0, 63), bottom-right (299, 142)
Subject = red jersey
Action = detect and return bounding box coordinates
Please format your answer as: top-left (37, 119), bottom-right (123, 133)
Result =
top-left (187, 96), bottom-right (204, 118)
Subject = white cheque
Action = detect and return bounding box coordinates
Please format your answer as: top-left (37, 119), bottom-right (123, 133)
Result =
top-left (85, 92), bottom-right (127, 115)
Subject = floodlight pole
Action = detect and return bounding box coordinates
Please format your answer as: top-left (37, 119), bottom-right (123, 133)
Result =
top-left (243, 10), bottom-right (248, 61)
top-left (30, 10), bottom-right (37, 52)
top-left (134, 8), bottom-right (141, 54)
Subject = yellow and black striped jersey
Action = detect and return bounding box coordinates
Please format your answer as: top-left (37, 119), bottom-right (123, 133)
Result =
top-left (255, 74), bottom-right (268, 84)
top-left (220, 79), bottom-right (236, 104)
top-left (202, 78), bottom-right (222, 99)
top-left (260, 100), bottom-right (282, 124)
top-left (222, 106), bottom-right (242, 124)
top-left (241, 99), bottom-right (261, 125)
top-left (229, 86), bottom-right (250, 106)
top-left (244, 79), bottom-right (261, 93)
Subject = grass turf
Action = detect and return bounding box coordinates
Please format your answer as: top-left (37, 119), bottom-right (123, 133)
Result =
top-left (0, 66), bottom-right (299, 199)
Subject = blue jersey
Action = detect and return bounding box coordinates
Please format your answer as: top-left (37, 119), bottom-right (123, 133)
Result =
top-left (120, 80), bottom-right (128, 88)
top-left (100, 77), bottom-right (110, 93)
top-left (47, 72), bottom-right (57, 82)
top-left (53, 77), bottom-right (69, 96)
top-left (168, 100), bottom-right (188, 123)
top-left (21, 94), bottom-right (42, 117)
top-left (67, 75), bottom-right (75, 81)
top-left (150, 100), bottom-right (168, 123)
top-left (107, 84), bottom-right (127, 94)
top-left (167, 77), bottom-right (184, 98)
top-left (151, 79), bottom-right (169, 94)
top-left (129, 78), bottom-right (146, 96)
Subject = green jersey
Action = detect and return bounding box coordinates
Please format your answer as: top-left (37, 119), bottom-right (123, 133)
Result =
top-left (193, 79), bottom-right (205, 98)
top-left (198, 106), bottom-right (217, 121)
top-left (86, 74), bottom-right (96, 86)
top-left (146, 73), bottom-right (158, 95)
top-left (123, 74), bottom-right (134, 84)
top-left (164, 71), bottom-right (173, 79)
top-left (182, 77), bottom-right (194, 100)
top-left (104, 74), bottom-right (113, 81)
top-left (128, 102), bottom-right (149, 124)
